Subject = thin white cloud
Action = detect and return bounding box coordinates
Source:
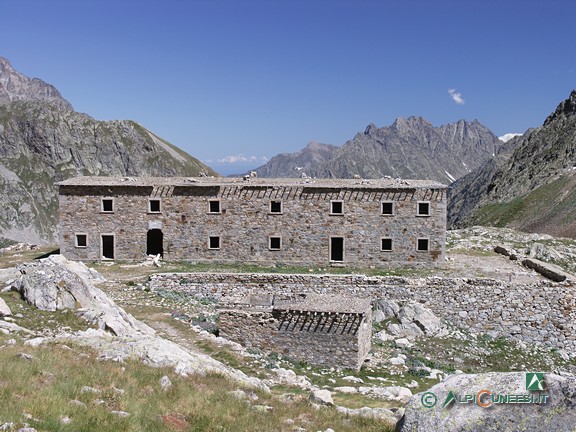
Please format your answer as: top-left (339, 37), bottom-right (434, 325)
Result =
top-left (216, 154), bottom-right (268, 164)
top-left (448, 88), bottom-right (465, 105)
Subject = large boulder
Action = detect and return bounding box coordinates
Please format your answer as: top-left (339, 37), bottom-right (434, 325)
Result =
top-left (398, 303), bottom-right (443, 335)
top-left (13, 255), bottom-right (153, 337)
top-left (0, 297), bottom-right (11, 317)
top-left (398, 372), bottom-right (576, 432)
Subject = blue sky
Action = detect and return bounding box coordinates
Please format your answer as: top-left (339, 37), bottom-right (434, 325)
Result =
top-left (1, 0), bottom-right (575, 175)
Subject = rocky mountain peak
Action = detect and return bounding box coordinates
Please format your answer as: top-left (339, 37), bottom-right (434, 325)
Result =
top-left (544, 89), bottom-right (576, 126)
top-left (364, 123), bottom-right (378, 135)
top-left (0, 56), bottom-right (73, 111)
top-left (391, 116), bottom-right (432, 133)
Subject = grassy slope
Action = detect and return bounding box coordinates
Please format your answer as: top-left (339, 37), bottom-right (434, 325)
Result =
top-left (471, 174), bottom-right (576, 238)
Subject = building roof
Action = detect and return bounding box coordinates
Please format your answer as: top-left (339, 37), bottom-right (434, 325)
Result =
top-left (274, 294), bottom-right (372, 314)
top-left (57, 176), bottom-right (447, 190)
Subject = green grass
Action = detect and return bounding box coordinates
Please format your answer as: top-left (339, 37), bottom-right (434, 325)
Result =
top-left (0, 334), bottom-right (393, 432)
top-left (473, 175), bottom-right (576, 231)
top-left (0, 291), bottom-right (93, 334)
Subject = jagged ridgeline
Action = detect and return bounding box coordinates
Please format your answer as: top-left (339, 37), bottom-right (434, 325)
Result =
top-left (0, 57), bottom-right (217, 244)
top-left (253, 117), bottom-right (502, 184)
top-left (449, 90), bottom-right (576, 238)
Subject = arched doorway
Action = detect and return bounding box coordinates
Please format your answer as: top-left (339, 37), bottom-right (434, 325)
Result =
top-left (147, 229), bottom-right (163, 257)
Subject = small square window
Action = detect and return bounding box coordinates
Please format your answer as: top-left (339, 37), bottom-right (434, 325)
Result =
top-left (208, 200), bottom-right (221, 213)
top-left (417, 202), bottom-right (430, 216)
top-left (208, 236), bottom-right (221, 249)
top-left (417, 238), bottom-right (429, 251)
top-left (381, 238), bottom-right (392, 251)
top-left (269, 236), bottom-right (282, 250)
top-left (382, 202), bottom-right (394, 215)
top-left (270, 200), bottom-right (282, 214)
top-left (149, 199), bottom-right (161, 213)
top-left (330, 201), bottom-right (343, 215)
top-left (101, 198), bottom-right (114, 213)
top-left (75, 234), bottom-right (87, 248)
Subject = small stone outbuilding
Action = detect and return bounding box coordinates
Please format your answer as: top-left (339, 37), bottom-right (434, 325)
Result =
top-left (218, 294), bottom-right (372, 371)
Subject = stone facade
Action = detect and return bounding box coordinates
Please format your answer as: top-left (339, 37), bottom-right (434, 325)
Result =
top-left (150, 272), bottom-right (576, 356)
top-left (57, 176), bottom-right (447, 268)
top-left (219, 295), bottom-right (372, 370)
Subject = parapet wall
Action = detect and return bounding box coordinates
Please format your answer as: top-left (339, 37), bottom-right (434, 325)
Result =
top-left (150, 272), bottom-right (576, 355)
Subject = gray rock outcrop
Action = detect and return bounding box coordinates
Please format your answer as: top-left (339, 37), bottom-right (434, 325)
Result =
top-left (14, 255), bottom-right (153, 336)
top-left (399, 372), bottom-right (576, 432)
top-left (379, 301), bottom-right (446, 340)
top-left (13, 254), bottom-right (267, 391)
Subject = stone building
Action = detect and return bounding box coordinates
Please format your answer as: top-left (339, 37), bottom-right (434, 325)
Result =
top-left (218, 294), bottom-right (372, 370)
top-left (57, 176), bottom-right (447, 268)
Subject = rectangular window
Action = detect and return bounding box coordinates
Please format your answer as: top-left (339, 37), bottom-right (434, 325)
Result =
top-left (330, 200), bottom-right (344, 215)
top-left (148, 199), bottom-right (161, 213)
top-left (75, 234), bottom-right (87, 248)
top-left (208, 200), bottom-right (221, 214)
top-left (101, 198), bottom-right (114, 213)
top-left (381, 202), bottom-right (394, 215)
top-left (208, 236), bottom-right (221, 249)
top-left (381, 238), bottom-right (393, 251)
top-left (270, 200), bottom-right (282, 214)
top-left (269, 236), bottom-right (282, 250)
top-left (417, 238), bottom-right (429, 251)
top-left (417, 201), bottom-right (431, 216)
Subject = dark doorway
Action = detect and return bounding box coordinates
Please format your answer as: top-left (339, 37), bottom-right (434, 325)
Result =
top-left (330, 237), bottom-right (344, 262)
top-left (101, 235), bottom-right (115, 259)
top-left (147, 229), bottom-right (164, 257)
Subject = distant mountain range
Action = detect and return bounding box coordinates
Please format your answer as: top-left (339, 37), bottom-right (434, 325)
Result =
top-left (449, 90), bottom-right (576, 238)
top-left (251, 117), bottom-right (502, 184)
top-left (0, 57), bottom-right (216, 244)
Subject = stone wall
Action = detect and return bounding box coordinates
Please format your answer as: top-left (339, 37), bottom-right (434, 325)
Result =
top-left (219, 306), bottom-right (372, 370)
top-left (150, 272), bottom-right (576, 355)
top-left (59, 181), bottom-right (446, 268)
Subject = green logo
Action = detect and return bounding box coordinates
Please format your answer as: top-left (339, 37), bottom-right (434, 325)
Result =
top-left (526, 373), bottom-right (546, 391)
top-left (421, 392), bottom-right (437, 408)
top-left (442, 390), bottom-right (456, 408)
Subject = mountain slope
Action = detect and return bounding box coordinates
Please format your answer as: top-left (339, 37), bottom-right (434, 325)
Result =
top-left (253, 141), bottom-right (337, 178)
top-left (0, 57), bottom-right (217, 244)
top-left (254, 117), bottom-right (501, 184)
top-left (448, 90), bottom-right (576, 238)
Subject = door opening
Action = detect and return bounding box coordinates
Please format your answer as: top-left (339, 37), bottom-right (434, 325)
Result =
top-left (330, 237), bottom-right (344, 262)
top-left (101, 235), bottom-right (115, 260)
top-left (147, 229), bottom-right (164, 257)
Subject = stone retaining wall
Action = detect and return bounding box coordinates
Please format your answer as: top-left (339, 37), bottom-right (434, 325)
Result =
top-left (150, 272), bottom-right (576, 355)
top-left (219, 306), bottom-right (372, 370)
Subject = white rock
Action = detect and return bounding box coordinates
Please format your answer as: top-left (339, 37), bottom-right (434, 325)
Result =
top-left (159, 375), bottom-right (172, 390)
top-left (406, 380), bottom-right (419, 388)
top-left (0, 298), bottom-right (11, 317)
top-left (395, 338), bottom-right (411, 348)
top-left (372, 309), bottom-right (386, 323)
top-left (389, 356), bottom-right (405, 366)
top-left (342, 375), bottom-right (364, 383)
top-left (310, 389), bottom-right (333, 406)
top-left (333, 386), bottom-right (358, 394)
